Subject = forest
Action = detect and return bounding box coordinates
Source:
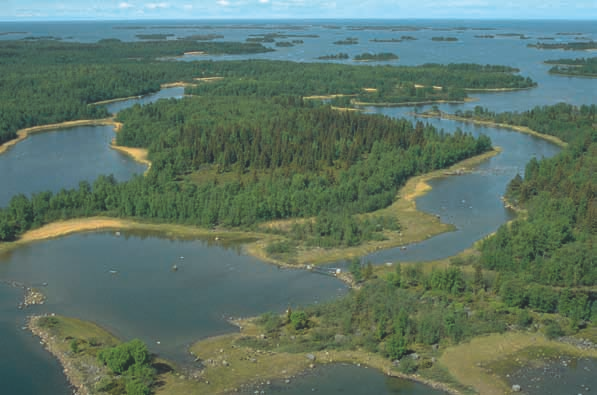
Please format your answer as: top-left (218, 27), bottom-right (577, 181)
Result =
top-left (243, 103), bottom-right (597, 376)
top-left (0, 39), bottom-right (271, 145)
top-left (185, 61), bottom-right (535, 105)
top-left (0, 96), bottom-right (491, 244)
top-left (0, 39), bottom-right (534, 147)
top-left (545, 57), bottom-right (597, 77)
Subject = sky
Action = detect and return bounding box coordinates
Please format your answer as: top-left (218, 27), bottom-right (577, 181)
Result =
top-left (0, 0), bottom-right (595, 20)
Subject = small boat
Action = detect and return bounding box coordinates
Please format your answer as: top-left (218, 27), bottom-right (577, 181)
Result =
top-left (172, 264), bottom-right (178, 272)
top-left (108, 270), bottom-right (118, 275)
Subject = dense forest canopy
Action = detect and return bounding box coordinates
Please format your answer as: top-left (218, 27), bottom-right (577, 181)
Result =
top-left (0, 39), bottom-right (271, 146)
top-left (0, 38), bottom-right (535, 147)
top-left (185, 61), bottom-right (535, 105)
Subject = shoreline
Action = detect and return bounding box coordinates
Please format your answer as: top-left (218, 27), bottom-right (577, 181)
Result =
top-left (160, 81), bottom-right (197, 88)
top-left (245, 147), bottom-right (500, 267)
top-left (0, 118), bottom-right (153, 171)
top-left (0, 217), bottom-right (267, 255)
top-left (0, 148), bottom-right (500, 274)
top-left (352, 97), bottom-right (478, 107)
top-left (463, 86), bottom-right (535, 92)
top-left (548, 70), bottom-right (597, 79)
top-left (0, 118), bottom-right (118, 156)
top-left (89, 95), bottom-right (141, 106)
top-left (440, 332), bottom-right (597, 395)
top-left (189, 322), bottom-right (461, 395)
top-left (28, 316), bottom-right (90, 395)
top-left (28, 313), bottom-right (459, 395)
top-left (414, 111), bottom-right (568, 148)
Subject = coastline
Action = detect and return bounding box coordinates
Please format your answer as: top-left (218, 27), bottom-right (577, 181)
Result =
top-left (548, 70), bottom-right (597, 78)
top-left (0, 118), bottom-right (118, 156)
top-left (352, 97), bottom-right (478, 107)
top-left (28, 315), bottom-right (120, 395)
top-left (0, 147), bottom-right (500, 272)
top-left (246, 147), bottom-right (500, 267)
top-left (89, 95), bottom-right (141, 106)
top-left (414, 111), bottom-right (568, 148)
top-left (28, 313), bottom-right (459, 395)
top-left (187, 322), bottom-right (461, 395)
top-left (0, 118), bottom-right (153, 172)
top-left (160, 81), bottom-right (197, 88)
top-left (440, 332), bottom-right (597, 395)
top-left (463, 86), bottom-right (535, 92)
top-left (0, 217), bottom-right (266, 255)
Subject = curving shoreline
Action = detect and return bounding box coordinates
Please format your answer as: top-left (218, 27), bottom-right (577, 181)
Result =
top-left (0, 118), bottom-right (153, 173)
top-left (1, 106), bottom-right (566, 395)
top-left (414, 110), bottom-right (568, 148)
top-left (352, 97), bottom-right (478, 107)
top-left (0, 146), bottom-right (500, 274)
top-left (0, 118), bottom-right (118, 156)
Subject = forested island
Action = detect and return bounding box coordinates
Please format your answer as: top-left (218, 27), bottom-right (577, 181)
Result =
top-left (545, 57), bottom-right (597, 77)
top-left (184, 61), bottom-right (535, 106)
top-left (431, 36), bottom-right (458, 42)
top-left (0, 95), bottom-right (492, 248)
top-left (353, 52), bottom-right (399, 61)
top-left (370, 38), bottom-right (403, 43)
top-left (317, 53), bottom-right (349, 60)
top-left (0, 39), bottom-right (272, 146)
top-left (333, 37), bottom-right (359, 45)
top-left (528, 41), bottom-right (597, 50)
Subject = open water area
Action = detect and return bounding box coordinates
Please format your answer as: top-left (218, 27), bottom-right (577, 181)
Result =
top-left (0, 19), bottom-right (595, 394)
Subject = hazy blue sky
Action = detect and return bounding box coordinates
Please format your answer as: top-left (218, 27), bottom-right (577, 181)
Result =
top-left (0, 0), bottom-right (595, 20)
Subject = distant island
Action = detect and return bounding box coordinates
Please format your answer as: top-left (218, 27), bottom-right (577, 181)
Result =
top-left (135, 33), bottom-right (174, 40)
top-left (431, 36), bottom-right (458, 42)
top-left (317, 53), bottom-right (349, 60)
top-left (528, 41), bottom-right (597, 51)
top-left (370, 38), bottom-right (403, 43)
top-left (334, 37), bottom-right (359, 45)
top-left (545, 57), bottom-right (597, 77)
top-left (275, 41), bottom-right (294, 47)
top-left (354, 52), bottom-right (399, 62)
top-left (181, 34), bottom-right (224, 41)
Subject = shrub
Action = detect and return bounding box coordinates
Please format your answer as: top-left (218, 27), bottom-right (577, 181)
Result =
top-left (290, 311), bottom-right (310, 330)
top-left (517, 310), bottom-right (533, 328)
top-left (398, 356), bottom-right (418, 374)
top-left (38, 316), bottom-right (59, 329)
top-left (544, 321), bottom-right (564, 339)
top-left (256, 312), bottom-right (283, 333)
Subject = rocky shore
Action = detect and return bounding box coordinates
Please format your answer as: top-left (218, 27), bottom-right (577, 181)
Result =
top-left (28, 315), bottom-right (99, 395)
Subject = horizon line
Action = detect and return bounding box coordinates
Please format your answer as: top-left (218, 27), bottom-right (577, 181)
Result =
top-left (1, 17), bottom-right (596, 22)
